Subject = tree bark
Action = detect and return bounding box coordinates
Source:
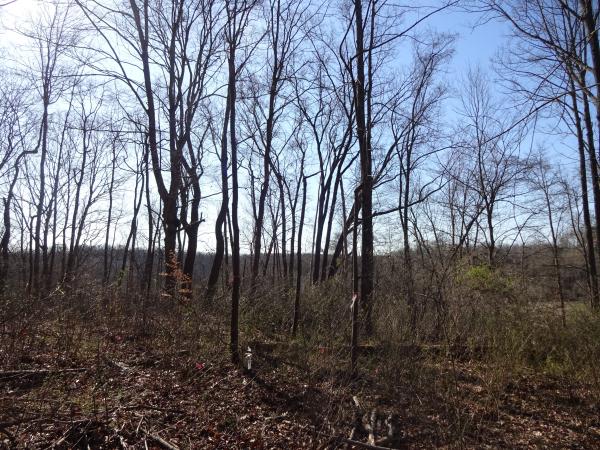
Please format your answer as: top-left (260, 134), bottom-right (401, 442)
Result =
top-left (568, 76), bottom-right (600, 308)
top-left (354, 0), bottom-right (374, 335)
top-left (292, 175), bottom-right (307, 337)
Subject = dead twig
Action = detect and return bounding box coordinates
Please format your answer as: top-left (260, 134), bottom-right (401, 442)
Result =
top-left (339, 437), bottom-right (397, 450)
top-left (0, 368), bottom-right (87, 378)
top-left (120, 404), bottom-right (185, 415)
top-left (141, 428), bottom-right (180, 450)
top-left (302, 422), bottom-right (399, 450)
top-left (0, 416), bottom-right (40, 428)
top-left (53, 419), bottom-right (94, 447)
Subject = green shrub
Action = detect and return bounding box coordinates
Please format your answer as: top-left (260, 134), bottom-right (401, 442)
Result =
top-left (457, 264), bottom-right (515, 299)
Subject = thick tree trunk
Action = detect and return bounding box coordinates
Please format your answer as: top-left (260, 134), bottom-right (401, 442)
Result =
top-left (568, 78), bottom-right (600, 308)
top-left (230, 46), bottom-right (241, 364)
top-left (328, 199), bottom-right (361, 278)
top-left (354, 0), bottom-right (374, 335)
top-left (182, 182), bottom-right (201, 297)
top-left (580, 0), bottom-right (600, 309)
top-left (578, 73), bottom-right (600, 300)
top-left (129, 0), bottom-right (180, 294)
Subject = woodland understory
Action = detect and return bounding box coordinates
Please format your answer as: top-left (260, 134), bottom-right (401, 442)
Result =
top-left (2, 252), bottom-right (600, 449)
top-left (4, 0), bottom-right (600, 447)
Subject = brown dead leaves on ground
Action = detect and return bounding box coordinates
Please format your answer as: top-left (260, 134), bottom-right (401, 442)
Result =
top-left (1, 327), bottom-right (600, 449)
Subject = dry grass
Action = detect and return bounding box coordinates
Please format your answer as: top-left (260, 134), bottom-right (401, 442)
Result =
top-left (1, 266), bottom-right (600, 448)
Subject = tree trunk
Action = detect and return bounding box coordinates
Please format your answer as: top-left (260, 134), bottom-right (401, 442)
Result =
top-left (292, 175), bottom-right (307, 337)
top-left (0, 165), bottom-right (20, 294)
top-left (142, 148), bottom-right (155, 295)
top-left (354, 0), bottom-right (374, 335)
top-left (568, 77), bottom-right (600, 308)
top-left (277, 174), bottom-right (288, 277)
top-left (32, 92), bottom-right (49, 296)
top-left (205, 94), bottom-right (231, 300)
top-left (104, 139), bottom-right (117, 285)
top-left (230, 43), bottom-right (241, 364)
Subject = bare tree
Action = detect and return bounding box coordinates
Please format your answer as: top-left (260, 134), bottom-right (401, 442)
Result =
top-left (22, 0), bottom-right (77, 295)
top-left (457, 69), bottom-right (529, 267)
top-left (248, 0), bottom-right (308, 290)
top-left (77, 0), bottom-right (221, 294)
top-left (531, 155), bottom-right (567, 326)
top-left (0, 77), bottom-right (36, 293)
top-left (226, 0), bottom-right (259, 362)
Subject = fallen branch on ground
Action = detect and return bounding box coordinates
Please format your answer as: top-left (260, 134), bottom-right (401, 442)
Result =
top-left (0, 368), bottom-right (87, 378)
top-left (141, 428), bottom-right (180, 450)
top-left (340, 437), bottom-right (397, 450)
top-left (299, 421), bottom-right (399, 450)
top-left (120, 404), bottom-right (186, 414)
top-left (0, 416), bottom-right (40, 428)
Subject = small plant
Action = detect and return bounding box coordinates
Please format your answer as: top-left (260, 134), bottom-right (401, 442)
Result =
top-left (159, 253), bottom-right (193, 302)
top-left (458, 264), bottom-right (514, 297)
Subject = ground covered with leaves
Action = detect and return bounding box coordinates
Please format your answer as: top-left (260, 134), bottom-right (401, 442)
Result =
top-left (1, 302), bottom-right (600, 449)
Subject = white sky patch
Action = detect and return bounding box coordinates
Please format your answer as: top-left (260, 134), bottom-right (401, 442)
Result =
top-left (1, 0), bottom-right (41, 36)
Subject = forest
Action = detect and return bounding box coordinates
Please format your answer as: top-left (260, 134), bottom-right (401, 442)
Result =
top-left (1, 0), bottom-right (600, 448)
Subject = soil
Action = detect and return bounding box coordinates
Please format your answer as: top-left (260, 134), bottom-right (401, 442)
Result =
top-left (1, 323), bottom-right (599, 449)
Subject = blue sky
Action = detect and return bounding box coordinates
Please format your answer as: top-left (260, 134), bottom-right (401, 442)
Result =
top-left (429, 6), bottom-right (507, 74)
top-left (0, 1), bottom-right (565, 252)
